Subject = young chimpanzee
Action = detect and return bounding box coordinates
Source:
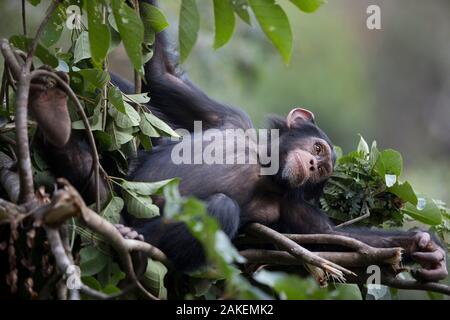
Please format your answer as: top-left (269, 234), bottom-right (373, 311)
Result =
top-left (38, 0), bottom-right (447, 282)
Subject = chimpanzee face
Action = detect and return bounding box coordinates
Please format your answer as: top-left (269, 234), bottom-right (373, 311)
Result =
top-left (277, 108), bottom-right (336, 188)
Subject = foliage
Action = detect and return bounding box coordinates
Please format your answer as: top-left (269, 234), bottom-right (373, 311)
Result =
top-left (320, 136), bottom-right (450, 247)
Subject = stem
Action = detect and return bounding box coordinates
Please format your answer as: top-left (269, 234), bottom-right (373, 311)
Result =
top-left (15, 74), bottom-right (34, 202)
top-left (21, 0), bottom-right (27, 36)
top-left (134, 0), bottom-right (142, 94)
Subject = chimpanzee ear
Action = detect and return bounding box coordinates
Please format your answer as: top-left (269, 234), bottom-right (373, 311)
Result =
top-left (286, 108), bottom-right (315, 128)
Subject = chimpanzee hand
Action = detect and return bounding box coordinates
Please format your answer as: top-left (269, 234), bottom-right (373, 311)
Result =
top-left (115, 224), bottom-right (145, 241)
top-left (409, 232), bottom-right (448, 282)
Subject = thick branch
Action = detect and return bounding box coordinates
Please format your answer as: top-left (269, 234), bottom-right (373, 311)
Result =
top-left (240, 248), bottom-right (401, 268)
top-left (245, 223), bottom-right (355, 281)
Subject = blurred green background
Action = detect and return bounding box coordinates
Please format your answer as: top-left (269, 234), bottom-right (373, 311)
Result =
top-left (1, 0), bottom-right (449, 204)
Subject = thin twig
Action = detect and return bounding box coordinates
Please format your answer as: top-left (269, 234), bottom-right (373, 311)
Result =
top-left (134, 0), bottom-right (142, 94)
top-left (336, 202), bottom-right (370, 228)
top-left (21, 0), bottom-right (27, 36)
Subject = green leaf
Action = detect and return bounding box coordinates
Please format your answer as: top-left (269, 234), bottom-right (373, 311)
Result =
top-left (107, 123), bottom-right (134, 148)
top-left (9, 36), bottom-right (58, 67)
top-left (94, 130), bottom-right (114, 151)
top-left (27, 0), bottom-right (41, 5)
top-left (248, 0), bottom-right (292, 64)
top-left (144, 112), bottom-right (179, 137)
top-left (73, 31), bottom-right (91, 64)
top-left (142, 258), bottom-right (168, 299)
top-left (213, 0), bottom-right (236, 49)
top-left (232, 0), bottom-right (251, 25)
top-left (72, 114), bottom-right (103, 131)
top-left (87, 0), bottom-right (111, 64)
top-left (109, 102), bottom-right (141, 128)
top-left (101, 196), bottom-right (124, 224)
top-left (290, 0), bottom-right (326, 13)
top-left (374, 149), bottom-right (403, 177)
top-left (388, 181), bottom-right (417, 205)
top-left (403, 196), bottom-right (442, 226)
top-left (41, 4), bottom-right (66, 47)
top-left (80, 246), bottom-right (109, 277)
top-left (121, 179), bottom-right (175, 196)
top-left (79, 69), bottom-right (110, 89)
top-left (108, 86), bottom-right (126, 114)
top-left (111, 0), bottom-right (144, 73)
top-left (179, 0), bottom-right (200, 63)
top-left (140, 2), bottom-right (169, 44)
top-left (123, 92), bottom-right (151, 104)
top-left (123, 190), bottom-right (160, 219)
top-left (139, 112), bottom-right (160, 137)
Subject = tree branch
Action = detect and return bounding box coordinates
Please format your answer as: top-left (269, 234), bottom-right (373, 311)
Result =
top-left (245, 223), bottom-right (355, 282)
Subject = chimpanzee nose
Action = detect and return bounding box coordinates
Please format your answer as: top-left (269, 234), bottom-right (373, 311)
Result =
top-left (309, 158), bottom-right (316, 172)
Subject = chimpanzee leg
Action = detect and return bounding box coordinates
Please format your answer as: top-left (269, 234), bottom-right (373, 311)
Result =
top-left (124, 193), bottom-right (240, 271)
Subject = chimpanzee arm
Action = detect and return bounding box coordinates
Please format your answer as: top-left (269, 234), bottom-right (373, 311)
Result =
top-left (140, 1), bottom-right (252, 131)
top-left (35, 132), bottom-right (108, 205)
top-left (279, 200), bottom-right (448, 282)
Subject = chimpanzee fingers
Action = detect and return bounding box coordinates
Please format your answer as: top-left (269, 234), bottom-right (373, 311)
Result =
top-left (414, 232), bottom-right (431, 250)
top-left (411, 250), bottom-right (445, 265)
top-left (412, 261), bottom-right (448, 282)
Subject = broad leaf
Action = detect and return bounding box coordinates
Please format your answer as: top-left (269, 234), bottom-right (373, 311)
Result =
top-left (142, 258), bottom-right (168, 299)
top-left (140, 2), bottom-right (169, 44)
top-left (403, 196), bottom-right (442, 226)
top-left (79, 69), bottom-right (110, 89)
top-left (374, 149), bottom-right (403, 177)
top-left (248, 0), bottom-right (292, 64)
top-left (179, 0), bottom-right (200, 63)
top-left (123, 92), bottom-right (151, 104)
top-left (87, 0), bottom-right (111, 64)
top-left (144, 112), bottom-right (179, 137)
top-left (122, 179), bottom-right (175, 196)
top-left (388, 181), bottom-right (418, 205)
top-left (10, 36), bottom-right (58, 67)
top-left (123, 190), bottom-right (160, 219)
top-left (108, 86), bottom-right (126, 114)
top-left (80, 247), bottom-right (109, 277)
top-left (232, 0), bottom-right (251, 25)
top-left (101, 196), bottom-right (124, 224)
top-left (107, 122), bottom-right (134, 148)
top-left (111, 0), bottom-right (144, 72)
top-left (109, 102), bottom-right (141, 128)
top-left (41, 4), bottom-right (66, 47)
top-left (139, 113), bottom-right (160, 137)
top-left (290, 0), bottom-right (326, 13)
top-left (213, 0), bottom-right (236, 49)
top-left (73, 31), bottom-right (91, 64)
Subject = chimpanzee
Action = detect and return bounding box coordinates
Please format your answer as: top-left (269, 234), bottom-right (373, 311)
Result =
top-left (37, 0), bottom-right (447, 282)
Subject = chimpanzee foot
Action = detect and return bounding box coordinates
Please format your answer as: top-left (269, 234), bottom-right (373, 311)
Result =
top-left (115, 224), bottom-right (145, 241)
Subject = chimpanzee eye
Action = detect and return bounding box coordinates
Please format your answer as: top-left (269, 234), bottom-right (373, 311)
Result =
top-left (314, 143), bottom-right (322, 154)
